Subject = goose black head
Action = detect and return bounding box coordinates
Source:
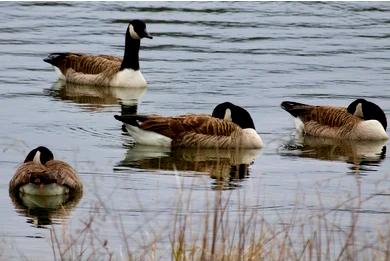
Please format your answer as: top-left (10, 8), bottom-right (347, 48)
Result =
top-left (24, 146), bottom-right (54, 165)
top-left (212, 102), bottom-right (256, 129)
top-left (128, 19), bottom-right (153, 40)
top-left (347, 99), bottom-right (387, 130)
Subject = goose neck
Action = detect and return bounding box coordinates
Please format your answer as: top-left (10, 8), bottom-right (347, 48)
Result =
top-left (120, 32), bottom-right (141, 71)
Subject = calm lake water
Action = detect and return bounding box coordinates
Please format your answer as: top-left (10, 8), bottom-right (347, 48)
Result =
top-left (1, 2), bottom-right (390, 259)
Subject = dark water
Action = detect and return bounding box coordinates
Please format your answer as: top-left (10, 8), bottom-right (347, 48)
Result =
top-left (1, 2), bottom-right (390, 259)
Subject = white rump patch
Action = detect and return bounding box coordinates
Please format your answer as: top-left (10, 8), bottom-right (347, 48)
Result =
top-left (110, 69), bottom-right (147, 88)
top-left (294, 117), bottom-right (305, 135)
top-left (54, 66), bottom-right (66, 80)
top-left (20, 183), bottom-right (69, 196)
top-left (224, 108), bottom-right (232, 121)
top-left (125, 124), bottom-right (172, 147)
top-left (129, 24), bottom-right (141, 40)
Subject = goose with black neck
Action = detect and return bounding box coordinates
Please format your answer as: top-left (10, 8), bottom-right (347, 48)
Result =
top-left (44, 19), bottom-right (152, 88)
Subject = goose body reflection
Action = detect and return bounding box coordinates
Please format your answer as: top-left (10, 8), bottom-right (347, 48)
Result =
top-left (117, 146), bottom-right (261, 190)
top-left (46, 80), bottom-right (147, 113)
top-left (282, 136), bottom-right (387, 173)
top-left (10, 190), bottom-right (82, 227)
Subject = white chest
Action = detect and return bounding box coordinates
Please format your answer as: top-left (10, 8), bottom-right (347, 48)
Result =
top-left (240, 128), bottom-right (264, 148)
top-left (110, 69), bottom-right (147, 88)
top-left (354, 120), bottom-right (389, 140)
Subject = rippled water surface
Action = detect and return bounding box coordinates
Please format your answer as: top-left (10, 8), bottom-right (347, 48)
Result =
top-left (1, 2), bottom-right (390, 259)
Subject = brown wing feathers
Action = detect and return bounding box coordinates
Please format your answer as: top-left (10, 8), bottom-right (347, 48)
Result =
top-left (159, 116), bottom-right (240, 147)
top-left (45, 160), bottom-right (82, 192)
top-left (281, 101), bottom-right (360, 127)
top-left (44, 52), bottom-right (121, 76)
top-left (9, 160), bottom-right (82, 193)
top-left (9, 162), bottom-right (46, 192)
top-left (299, 106), bottom-right (358, 128)
top-left (117, 115), bottom-right (239, 138)
top-left (281, 101), bottom-right (363, 138)
top-left (115, 114), bottom-right (242, 148)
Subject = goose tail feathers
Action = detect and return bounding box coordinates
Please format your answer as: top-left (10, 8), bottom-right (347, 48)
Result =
top-left (114, 114), bottom-right (148, 127)
top-left (280, 101), bottom-right (309, 117)
top-left (43, 52), bottom-right (80, 66)
top-left (114, 115), bottom-right (172, 146)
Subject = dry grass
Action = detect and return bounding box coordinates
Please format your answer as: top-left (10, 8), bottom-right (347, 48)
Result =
top-left (46, 173), bottom-right (390, 261)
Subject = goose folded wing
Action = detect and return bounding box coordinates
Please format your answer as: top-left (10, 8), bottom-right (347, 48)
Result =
top-left (97, 55), bottom-right (122, 62)
top-left (303, 106), bottom-right (359, 128)
top-left (139, 115), bottom-right (241, 138)
top-left (65, 68), bottom-right (112, 86)
top-left (9, 162), bottom-right (47, 192)
top-left (54, 53), bottom-right (121, 75)
top-left (45, 161), bottom-right (82, 192)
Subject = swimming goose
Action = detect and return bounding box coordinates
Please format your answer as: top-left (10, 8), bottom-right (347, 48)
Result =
top-left (9, 146), bottom-right (83, 196)
top-left (43, 19), bottom-right (152, 88)
top-left (281, 99), bottom-right (388, 140)
top-left (114, 102), bottom-right (264, 148)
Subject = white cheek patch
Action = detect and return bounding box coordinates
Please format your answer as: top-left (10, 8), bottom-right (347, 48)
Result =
top-left (33, 151), bottom-right (42, 165)
top-left (129, 24), bottom-right (141, 40)
top-left (224, 108), bottom-right (232, 121)
top-left (354, 103), bottom-right (364, 118)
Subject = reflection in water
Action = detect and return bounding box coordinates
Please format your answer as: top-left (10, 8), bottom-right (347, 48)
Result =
top-left (281, 135), bottom-right (387, 174)
top-left (116, 146), bottom-right (261, 190)
top-left (10, 190), bottom-right (82, 227)
top-left (45, 80), bottom-right (147, 114)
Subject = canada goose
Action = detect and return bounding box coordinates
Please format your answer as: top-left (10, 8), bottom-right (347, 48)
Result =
top-left (43, 19), bottom-right (152, 88)
top-left (281, 99), bottom-right (388, 140)
top-left (9, 146), bottom-right (83, 196)
top-left (114, 102), bottom-right (264, 148)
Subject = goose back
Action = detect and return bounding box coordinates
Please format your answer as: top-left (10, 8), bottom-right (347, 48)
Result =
top-left (10, 160), bottom-right (82, 194)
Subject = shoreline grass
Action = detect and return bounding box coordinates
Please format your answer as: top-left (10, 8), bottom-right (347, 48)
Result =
top-left (43, 172), bottom-right (390, 261)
